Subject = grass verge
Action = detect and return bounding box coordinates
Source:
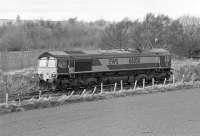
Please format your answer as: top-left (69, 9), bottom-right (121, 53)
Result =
top-left (0, 81), bottom-right (199, 115)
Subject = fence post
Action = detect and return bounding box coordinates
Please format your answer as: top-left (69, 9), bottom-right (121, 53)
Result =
top-left (67, 91), bottom-right (74, 99)
top-left (191, 74), bottom-right (195, 86)
top-left (182, 74), bottom-right (185, 83)
top-left (133, 80), bottom-right (137, 91)
top-left (152, 78), bottom-right (155, 89)
top-left (143, 79), bottom-right (145, 89)
top-left (120, 80), bottom-right (123, 91)
top-left (81, 89), bottom-right (86, 96)
top-left (114, 83), bottom-right (117, 92)
top-left (163, 78), bottom-right (166, 87)
top-left (70, 91), bottom-right (74, 96)
top-left (100, 83), bottom-right (103, 94)
top-left (172, 74), bottom-right (175, 86)
top-left (92, 86), bottom-right (97, 95)
top-left (5, 93), bottom-right (8, 105)
top-left (39, 90), bottom-right (42, 99)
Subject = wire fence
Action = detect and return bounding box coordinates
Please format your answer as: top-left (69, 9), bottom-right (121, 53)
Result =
top-left (0, 75), bottom-right (199, 106)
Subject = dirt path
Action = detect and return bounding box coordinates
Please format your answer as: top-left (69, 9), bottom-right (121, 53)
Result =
top-left (1, 88), bottom-right (200, 136)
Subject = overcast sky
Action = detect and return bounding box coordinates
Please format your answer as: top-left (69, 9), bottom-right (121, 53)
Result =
top-left (0, 0), bottom-right (200, 21)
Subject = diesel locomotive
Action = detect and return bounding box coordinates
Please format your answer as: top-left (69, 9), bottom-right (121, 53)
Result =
top-left (37, 48), bottom-right (172, 90)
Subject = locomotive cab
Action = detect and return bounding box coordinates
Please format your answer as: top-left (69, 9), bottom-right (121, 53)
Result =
top-left (37, 56), bottom-right (57, 82)
top-left (37, 51), bottom-right (70, 82)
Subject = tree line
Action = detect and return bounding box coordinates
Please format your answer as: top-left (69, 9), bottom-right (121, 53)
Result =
top-left (0, 13), bottom-right (200, 58)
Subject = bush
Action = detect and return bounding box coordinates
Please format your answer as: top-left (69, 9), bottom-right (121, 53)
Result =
top-left (0, 70), bottom-right (38, 103)
top-left (172, 59), bottom-right (200, 82)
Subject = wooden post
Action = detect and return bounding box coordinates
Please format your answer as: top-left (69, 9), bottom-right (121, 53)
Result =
top-left (70, 91), bottom-right (74, 96)
top-left (163, 78), bottom-right (166, 87)
top-left (5, 75), bottom-right (8, 102)
top-left (191, 74), bottom-right (195, 86)
top-left (120, 80), bottom-right (123, 91)
top-left (133, 80), bottom-right (137, 91)
top-left (92, 86), bottom-right (97, 95)
top-left (100, 83), bottom-right (103, 94)
top-left (67, 91), bottom-right (74, 100)
top-left (81, 89), bottom-right (86, 95)
top-left (182, 74), bottom-right (185, 83)
top-left (39, 90), bottom-right (42, 99)
top-left (143, 79), bottom-right (145, 89)
top-left (173, 74), bottom-right (175, 85)
top-left (114, 83), bottom-right (117, 92)
top-left (5, 93), bottom-right (8, 105)
top-left (152, 78), bottom-right (155, 88)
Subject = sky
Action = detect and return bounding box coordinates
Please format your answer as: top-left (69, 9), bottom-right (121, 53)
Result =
top-left (0, 0), bottom-right (200, 21)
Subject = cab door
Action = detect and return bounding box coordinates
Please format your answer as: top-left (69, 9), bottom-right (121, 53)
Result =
top-left (160, 56), bottom-right (171, 67)
top-left (160, 56), bottom-right (166, 67)
top-left (57, 58), bottom-right (69, 73)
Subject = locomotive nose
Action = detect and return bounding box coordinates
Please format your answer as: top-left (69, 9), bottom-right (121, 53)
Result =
top-left (39, 72), bottom-right (57, 82)
top-left (37, 56), bottom-right (58, 82)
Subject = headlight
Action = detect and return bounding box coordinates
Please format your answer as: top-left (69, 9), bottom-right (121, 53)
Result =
top-left (52, 73), bottom-right (56, 78)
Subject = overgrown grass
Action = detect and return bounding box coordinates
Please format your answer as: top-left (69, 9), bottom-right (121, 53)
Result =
top-left (0, 69), bottom-right (38, 103)
top-left (172, 59), bottom-right (200, 82)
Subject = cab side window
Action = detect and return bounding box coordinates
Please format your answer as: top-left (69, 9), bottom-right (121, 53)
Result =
top-left (58, 59), bottom-right (68, 69)
top-left (38, 57), bottom-right (48, 67)
top-left (48, 57), bottom-right (56, 67)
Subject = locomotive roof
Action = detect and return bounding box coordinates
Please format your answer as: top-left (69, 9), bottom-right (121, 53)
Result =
top-left (38, 48), bottom-right (170, 59)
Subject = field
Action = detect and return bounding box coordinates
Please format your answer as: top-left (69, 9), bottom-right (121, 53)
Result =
top-left (1, 88), bottom-right (200, 136)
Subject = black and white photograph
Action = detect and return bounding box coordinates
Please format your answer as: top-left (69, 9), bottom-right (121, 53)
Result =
top-left (1, 0), bottom-right (200, 135)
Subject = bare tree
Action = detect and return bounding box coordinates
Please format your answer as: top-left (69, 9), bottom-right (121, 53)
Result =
top-left (178, 15), bottom-right (200, 57)
top-left (101, 20), bottom-right (131, 49)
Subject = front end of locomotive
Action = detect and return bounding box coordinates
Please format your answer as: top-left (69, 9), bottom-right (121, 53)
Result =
top-left (37, 56), bottom-right (58, 85)
top-left (37, 51), bottom-right (71, 90)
